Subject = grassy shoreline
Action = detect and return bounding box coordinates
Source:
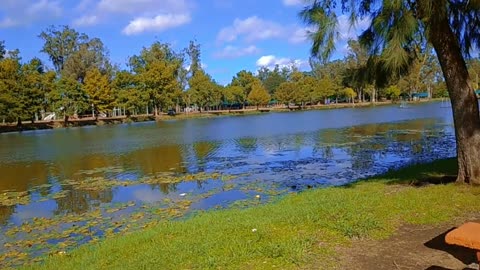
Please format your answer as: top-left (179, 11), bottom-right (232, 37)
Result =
top-left (24, 158), bottom-right (480, 270)
top-left (1, 99), bottom-right (441, 134)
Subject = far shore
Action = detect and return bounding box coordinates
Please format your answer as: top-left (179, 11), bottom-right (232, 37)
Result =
top-left (0, 99), bottom-right (443, 134)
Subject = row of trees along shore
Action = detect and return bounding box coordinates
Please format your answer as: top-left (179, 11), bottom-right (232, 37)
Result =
top-left (2, 25), bottom-right (479, 125)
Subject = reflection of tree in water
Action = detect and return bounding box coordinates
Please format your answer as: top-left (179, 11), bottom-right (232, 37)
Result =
top-left (343, 119), bottom-right (450, 172)
top-left (234, 138), bottom-right (258, 153)
top-left (193, 141), bottom-right (221, 171)
top-left (0, 161), bottom-right (49, 193)
top-left (312, 129), bottom-right (345, 158)
top-left (54, 186), bottom-right (113, 215)
top-left (126, 144), bottom-right (187, 175)
top-left (0, 205), bottom-right (15, 225)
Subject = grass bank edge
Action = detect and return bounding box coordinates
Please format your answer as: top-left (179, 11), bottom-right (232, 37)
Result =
top-left (26, 158), bottom-right (480, 270)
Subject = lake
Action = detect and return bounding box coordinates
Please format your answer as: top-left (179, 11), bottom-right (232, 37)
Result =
top-left (0, 101), bottom-right (455, 267)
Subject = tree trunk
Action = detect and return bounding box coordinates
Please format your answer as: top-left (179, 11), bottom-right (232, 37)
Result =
top-left (429, 13), bottom-right (480, 185)
top-left (17, 117), bottom-right (22, 127)
top-left (63, 115), bottom-right (69, 128)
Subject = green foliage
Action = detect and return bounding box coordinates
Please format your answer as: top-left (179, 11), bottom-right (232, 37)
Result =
top-left (188, 70), bottom-right (216, 111)
top-left (84, 68), bottom-right (114, 113)
top-left (131, 42), bottom-right (183, 113)
top-left (231, 70), bottom-right (256, 99)
top-left (316, 77), bottom-right (336, 102)
top-left (223, 85), bottom-right (245, 106)
top-left (342, 87), bottom-right (357, 103)
top-left (247, 80), bottom-right (270, 108)
top-left (113, 70), bottom-right (147, 114)
top-left (384, 85), bottom-right (401, 101)
top-left (186, 40), bottom-right (201, 77)
top-left (275, 81), bottom-right (295, 106)
top-left (62, 37), bottom-right (111, 83)
top-left (19, 58), bottom-right (47, 121)
top-left (0, 58), bottom-right (21, 121)
top-left (38, 25), bottom-right (87, 73)
top-left (50, 77), bottom-right (88, 118)
top-left (257, 65), bottom-right (287, 95)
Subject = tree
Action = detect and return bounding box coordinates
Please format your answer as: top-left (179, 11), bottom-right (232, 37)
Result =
top-left (384, 85), bottom-right (401, 102)
top-left (342, 87), bottom-right (357, 104)
top-left (257, 65), bottom-right (287, 95)
top-left (84, 67), bottom-right (114, 116)
top-left (315, 77), bottom-right (336, 104)
top-left (50, 77), bottom-right (88, 125)
top-left (113, 70), bottom-right (146, 115)
top-left (223, 85), bottom-right (245, 109)
top-left (275, 81), bottom-right (296, 107)
top-left (301, 0), bottom-right (480, 184)
top-left (247, 80), bottom-right (271, 109)
top-left (62, 37), bottom-right (112, 83)
top-left (0, 58), bottom-right (21, 123)
top-left (186, 40), bottom-right (201, 77)
top-left (188, 70), bottom-right (215, 112)
top-left (39, 25), bottom-right (87, 73)
top-left (20, 58), bottom-right (46, 122)
top-left (131, 42), bottom-right (183, 115)
top-left (231, 70), bottom-right (257, 108)
top-left (0, 41), bottom-right (6, 60)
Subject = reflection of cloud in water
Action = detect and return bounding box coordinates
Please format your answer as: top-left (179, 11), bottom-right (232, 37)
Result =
top-left (12, 200), bottom-right (57, 225)
top-left (132, 187), bottom-right (164, 203)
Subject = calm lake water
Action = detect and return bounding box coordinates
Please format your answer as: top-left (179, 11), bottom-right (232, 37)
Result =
top-left (0, 101), bottom-right (456, 266)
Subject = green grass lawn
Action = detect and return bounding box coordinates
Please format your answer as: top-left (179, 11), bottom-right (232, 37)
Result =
top-left (26, 158), bottom-right (480, 270)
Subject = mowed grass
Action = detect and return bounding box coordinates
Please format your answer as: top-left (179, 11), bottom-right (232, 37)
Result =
top-left (26, 158), bottom-right (480, 270)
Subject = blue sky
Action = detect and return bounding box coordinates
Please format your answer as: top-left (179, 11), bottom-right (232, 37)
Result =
top-left (0, 0), bottom-right (369, 85)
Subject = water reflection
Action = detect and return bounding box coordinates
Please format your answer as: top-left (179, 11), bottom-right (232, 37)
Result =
top-left (0, 103), bottom-right (456, 230)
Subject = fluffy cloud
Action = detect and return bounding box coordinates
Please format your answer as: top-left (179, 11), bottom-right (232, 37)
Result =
top-left (73, 0), bottom-right (193, 35)
top-left (0, 0), bottom-right (62, 28)
top-left (214, 45), bottom-right (260, 59)
top-left (283, 0), bottom-right (304, 6)
top-left (256, 55), bottom-right (308, 70)
top-left (122, 14), bottom-right (191, 35)
top-left (217, 16), bottom-right (285, 43)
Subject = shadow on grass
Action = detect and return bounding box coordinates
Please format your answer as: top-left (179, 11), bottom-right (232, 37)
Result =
top-left (424, 227), bottom-right (478, 270)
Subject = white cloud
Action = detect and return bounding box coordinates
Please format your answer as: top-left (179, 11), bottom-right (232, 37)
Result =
top-left (27, 0), bottom-right (62, 17)
top-left (217, 16), bottom-right (285, 43)
top-left (283, 0), bottom-right (304, 6)
top-left (0, 18), bottom-right (18, 28)
top-left (97, 0), bottom-right (190, 15)
top-left (0, 0), bottom-right (62, 28)
top-left (217, 16), bottom-right (313, 45)
top-left (72, 0), bottom-right (193, 33)
top-left (256, 55), bottom-right (308, 70)
top-left (215, 45), bottom-right (260, 59)
top-left (122, 14), bottom-right (190, 35)
top-left (73, 15), bottom-right (99, 27)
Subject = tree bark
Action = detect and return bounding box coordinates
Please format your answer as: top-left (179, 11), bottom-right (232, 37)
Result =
top-left (429, 13), bottom-right (480, 184)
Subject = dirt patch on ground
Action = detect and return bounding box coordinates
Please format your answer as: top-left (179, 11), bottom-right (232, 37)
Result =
top-left (339, 214), bottom-right (480, 270)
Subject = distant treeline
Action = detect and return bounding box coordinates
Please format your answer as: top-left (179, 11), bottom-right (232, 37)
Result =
top-left (1, 25), bottom-right (479, 124)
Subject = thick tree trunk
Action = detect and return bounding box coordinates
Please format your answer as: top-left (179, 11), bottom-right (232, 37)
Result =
top-left (429, 14), bottom-right (480, 184)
